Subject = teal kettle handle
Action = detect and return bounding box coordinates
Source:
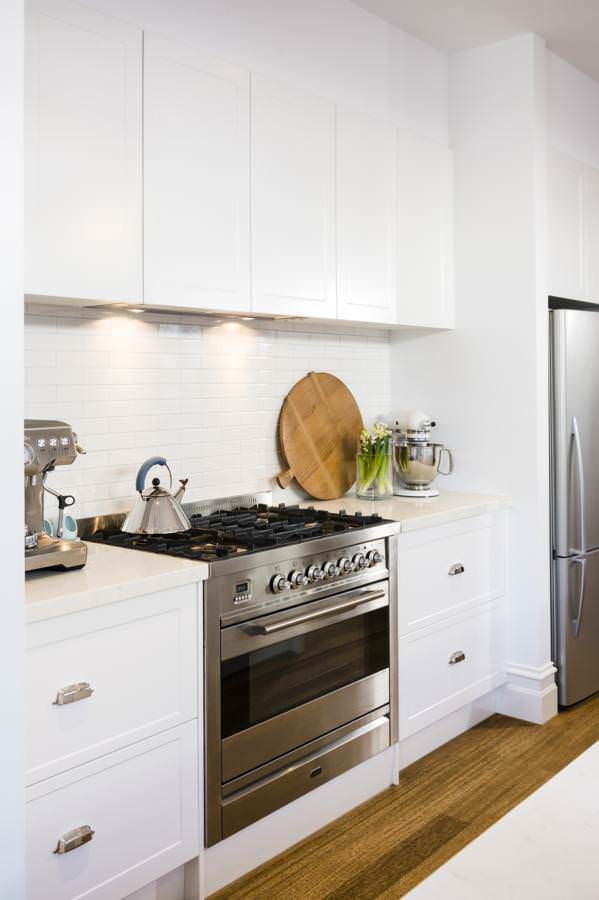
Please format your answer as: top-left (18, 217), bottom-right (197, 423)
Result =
top-left (136, 456), bottom-right (167, 494)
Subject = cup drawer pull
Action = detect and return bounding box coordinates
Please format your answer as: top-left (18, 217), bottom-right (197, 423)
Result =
top-left (448, 563), bottom-right (465, 576)
top-left (449, 650), bottom-right (466, 665)
top-left (53, 681), bottom-right (94, 706)
top-left (54, 825), bottom-right (95, 854)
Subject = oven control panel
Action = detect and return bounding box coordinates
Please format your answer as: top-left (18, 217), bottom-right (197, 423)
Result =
top-left (269, 547), bottom-right (383, 594)
top-left (214, 535), bottom-right (393, 626)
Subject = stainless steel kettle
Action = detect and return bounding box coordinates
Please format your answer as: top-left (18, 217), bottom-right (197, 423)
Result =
top-left (122, 456), bottom-right (191, 534)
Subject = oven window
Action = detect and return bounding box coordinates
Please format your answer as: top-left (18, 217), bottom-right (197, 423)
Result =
top-left (221, 606), bottom-right (389, 739)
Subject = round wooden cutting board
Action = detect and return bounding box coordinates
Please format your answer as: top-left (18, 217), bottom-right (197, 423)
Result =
top-left (276, 372), bottom-right (364, 500)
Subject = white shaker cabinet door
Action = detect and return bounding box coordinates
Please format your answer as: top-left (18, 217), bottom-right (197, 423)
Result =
top-left (585, 165), bottom-right (599, 305)
top-left (548, 150), bottom-right (586, 302)
top-left (397, 131), bottom-right (454, 328)
top-left (144, 35), bottom-right (250, 311)
top-left (251, 73), bottom-right (336, 317)
top-left (336, 109), bottom-right (396, 324)
top-left (25, 0), bottom-right (142, 302)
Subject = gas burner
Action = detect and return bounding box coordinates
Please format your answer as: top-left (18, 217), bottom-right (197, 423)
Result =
top-left (85, 503), bottom-right (392, 562)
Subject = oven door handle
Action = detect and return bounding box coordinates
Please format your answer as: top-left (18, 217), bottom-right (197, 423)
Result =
top-left (249, 589), bottom-right (387, 635)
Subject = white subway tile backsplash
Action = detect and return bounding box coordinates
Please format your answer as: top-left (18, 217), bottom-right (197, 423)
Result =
top-left (25, 305), bottom-right (392, 519)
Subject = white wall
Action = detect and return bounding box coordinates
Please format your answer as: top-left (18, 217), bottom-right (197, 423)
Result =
top-left (0, 1), bottom-right (25, 897)
top-left (77, 0), bottom-right (449, 145)
top-left (391, 34), bottom-right (557, 722)
top-left (25, 305), bottom-right (391, 518)
top-left (548, 50), bottom-right (599, 166)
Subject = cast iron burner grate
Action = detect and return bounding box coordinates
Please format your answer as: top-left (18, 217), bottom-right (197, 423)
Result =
top-left (85, 503), bottom-right (386, 561)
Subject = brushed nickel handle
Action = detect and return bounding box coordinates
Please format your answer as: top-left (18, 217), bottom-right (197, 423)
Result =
top-left (449, 650), bottom-right (466, 665)
top-left (251, 589), bottom-right (387, 635)
top-left (448, 563), bottom-right (465, 576)
top-left (53, 681), bottom-right (94, 706)
top-left (571, 417), bottom-right (587, 554)
top-left (54, 825), bottom-right (95, 854)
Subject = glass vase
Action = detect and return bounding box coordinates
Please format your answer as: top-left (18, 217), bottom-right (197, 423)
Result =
top-left (356, 437), bottom-right (392, 500)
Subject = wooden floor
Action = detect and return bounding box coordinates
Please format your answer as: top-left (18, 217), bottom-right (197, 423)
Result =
top-left (213, 695), bottom-right (599, 899)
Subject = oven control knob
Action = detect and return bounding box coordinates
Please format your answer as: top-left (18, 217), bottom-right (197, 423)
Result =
top-left (289, 570), bottom-right (309, 589)
top-left (337, 557), bottom-right (354, 574)
top-left (352, 552), bottom-right (367, 570)
top-left (306, 565), bottom-right (324, 583)
top-left (366, 549), bottom-right (382, 566)
top-left (271, 574), bottom-right (290, 594)
top-left (323, 561), bottom-right (339, 579)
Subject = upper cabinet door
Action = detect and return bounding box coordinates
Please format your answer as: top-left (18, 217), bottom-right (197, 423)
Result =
top-left (397, 131), bottom-right (454, 328)
top-left (251, 74), bottom-right (336, 318)
top-left (336, 110), bottom-right (396, 324)
top-left (585, 165), bottom-right (599, 305)
top-left (548, 150), bottom-right (586, 302)
top-left (25, 0), bottom-right (142, 302)
top-left (144, 35), bottom-right (250, 312)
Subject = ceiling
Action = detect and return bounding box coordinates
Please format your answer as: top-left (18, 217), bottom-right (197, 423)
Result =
top-left (354, 0), bottom-right (599, 82)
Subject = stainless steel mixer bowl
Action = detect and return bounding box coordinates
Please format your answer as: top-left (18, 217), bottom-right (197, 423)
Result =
top-left (392, 440), bottom-right (454, 491)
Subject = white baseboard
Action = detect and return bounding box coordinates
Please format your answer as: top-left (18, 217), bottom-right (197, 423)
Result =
top-left (395, 690), bottom-right (496, 774)
top-left (495, 662), bottom-right (558, 724)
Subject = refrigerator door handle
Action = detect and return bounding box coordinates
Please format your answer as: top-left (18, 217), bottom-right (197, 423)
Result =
top-left (572, 416), bottom-right (587, 555)
top-left (572, 557), bottom-right (587, 639)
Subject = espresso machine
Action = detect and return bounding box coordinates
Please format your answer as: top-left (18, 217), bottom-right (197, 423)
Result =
top-left (392, 410), bottom-right (454, 498)
top-left (24, 419), bottom-right (87, 572)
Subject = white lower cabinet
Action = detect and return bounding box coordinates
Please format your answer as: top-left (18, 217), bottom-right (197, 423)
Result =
top-left (26, 723), bottom-right (198, 900)
top-left (399, 601), bottom-right (505, 738)
top-left (26, 585), bottom-right (197, 784)
top-left (25, 582), bottom-right (202, 900)
top-left (398, 512), bottom-right (508, 741)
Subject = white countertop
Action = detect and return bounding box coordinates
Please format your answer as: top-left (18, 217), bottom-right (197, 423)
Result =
top-left (301, 491), bottom-right (509, 531)
top-left (407, 738), bottom-right (599, 899)
top-left (25, 543), bottom-right (208, 624)
top-left (24, 491), bottom-right (508, 624)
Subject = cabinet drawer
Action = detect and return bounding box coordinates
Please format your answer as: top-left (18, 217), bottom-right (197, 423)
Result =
top-left (26, 722), bottom-right (199, 900)
top-left (26, 584), bottom-right (198, 784)
top-left (399, 602), bottom-right (506, 738)
top-left (398, 516), bottom-right (504, 634)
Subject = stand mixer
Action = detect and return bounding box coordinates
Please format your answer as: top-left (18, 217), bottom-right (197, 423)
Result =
top-left (24, 419), bottom-right (88, 572)
top-left (392, 410), bottom-right (454, 498)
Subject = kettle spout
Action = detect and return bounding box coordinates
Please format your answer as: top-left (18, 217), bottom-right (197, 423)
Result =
top-left (174, 478), bottom-right (189, 503)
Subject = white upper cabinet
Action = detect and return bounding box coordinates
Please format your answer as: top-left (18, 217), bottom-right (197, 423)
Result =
top-left (585, 165), bottom-right (599, 304)
top-left (25, 0), bottom-right (142, 302)
top-left (144, 34), bottom-right (250, 311)
top-left (397, 131), bottom-right (454, 328)
top-left (547, 150), bottom-right (586, 302)
top-left (336, 109), bottom-right (397, 324)
top-left (251, 74), bottom-right (336, 318)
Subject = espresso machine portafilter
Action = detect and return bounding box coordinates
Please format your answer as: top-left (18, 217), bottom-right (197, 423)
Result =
top-left (24, 419), bottom-right (88, 572)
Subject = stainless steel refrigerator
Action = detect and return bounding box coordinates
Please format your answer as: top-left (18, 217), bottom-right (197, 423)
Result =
top-left (551, 303), bottom-right (599, 706)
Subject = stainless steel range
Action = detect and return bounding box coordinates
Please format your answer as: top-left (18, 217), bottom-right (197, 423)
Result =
top-left (81, 492), bottom-right (399, 847)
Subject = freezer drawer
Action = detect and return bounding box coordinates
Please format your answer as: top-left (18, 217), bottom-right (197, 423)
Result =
top-left (554, 552), bottom-right (599, 705)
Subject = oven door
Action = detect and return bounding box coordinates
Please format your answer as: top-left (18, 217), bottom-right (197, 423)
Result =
top-left (220, 583), bottom-right (390, 782)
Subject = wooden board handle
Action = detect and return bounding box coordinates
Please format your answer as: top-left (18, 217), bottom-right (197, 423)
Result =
top-left (276, 468), bottom-right (294, 489)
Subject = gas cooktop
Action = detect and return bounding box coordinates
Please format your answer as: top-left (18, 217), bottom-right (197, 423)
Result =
top-left (83, 502), bottom-right (390, 563)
